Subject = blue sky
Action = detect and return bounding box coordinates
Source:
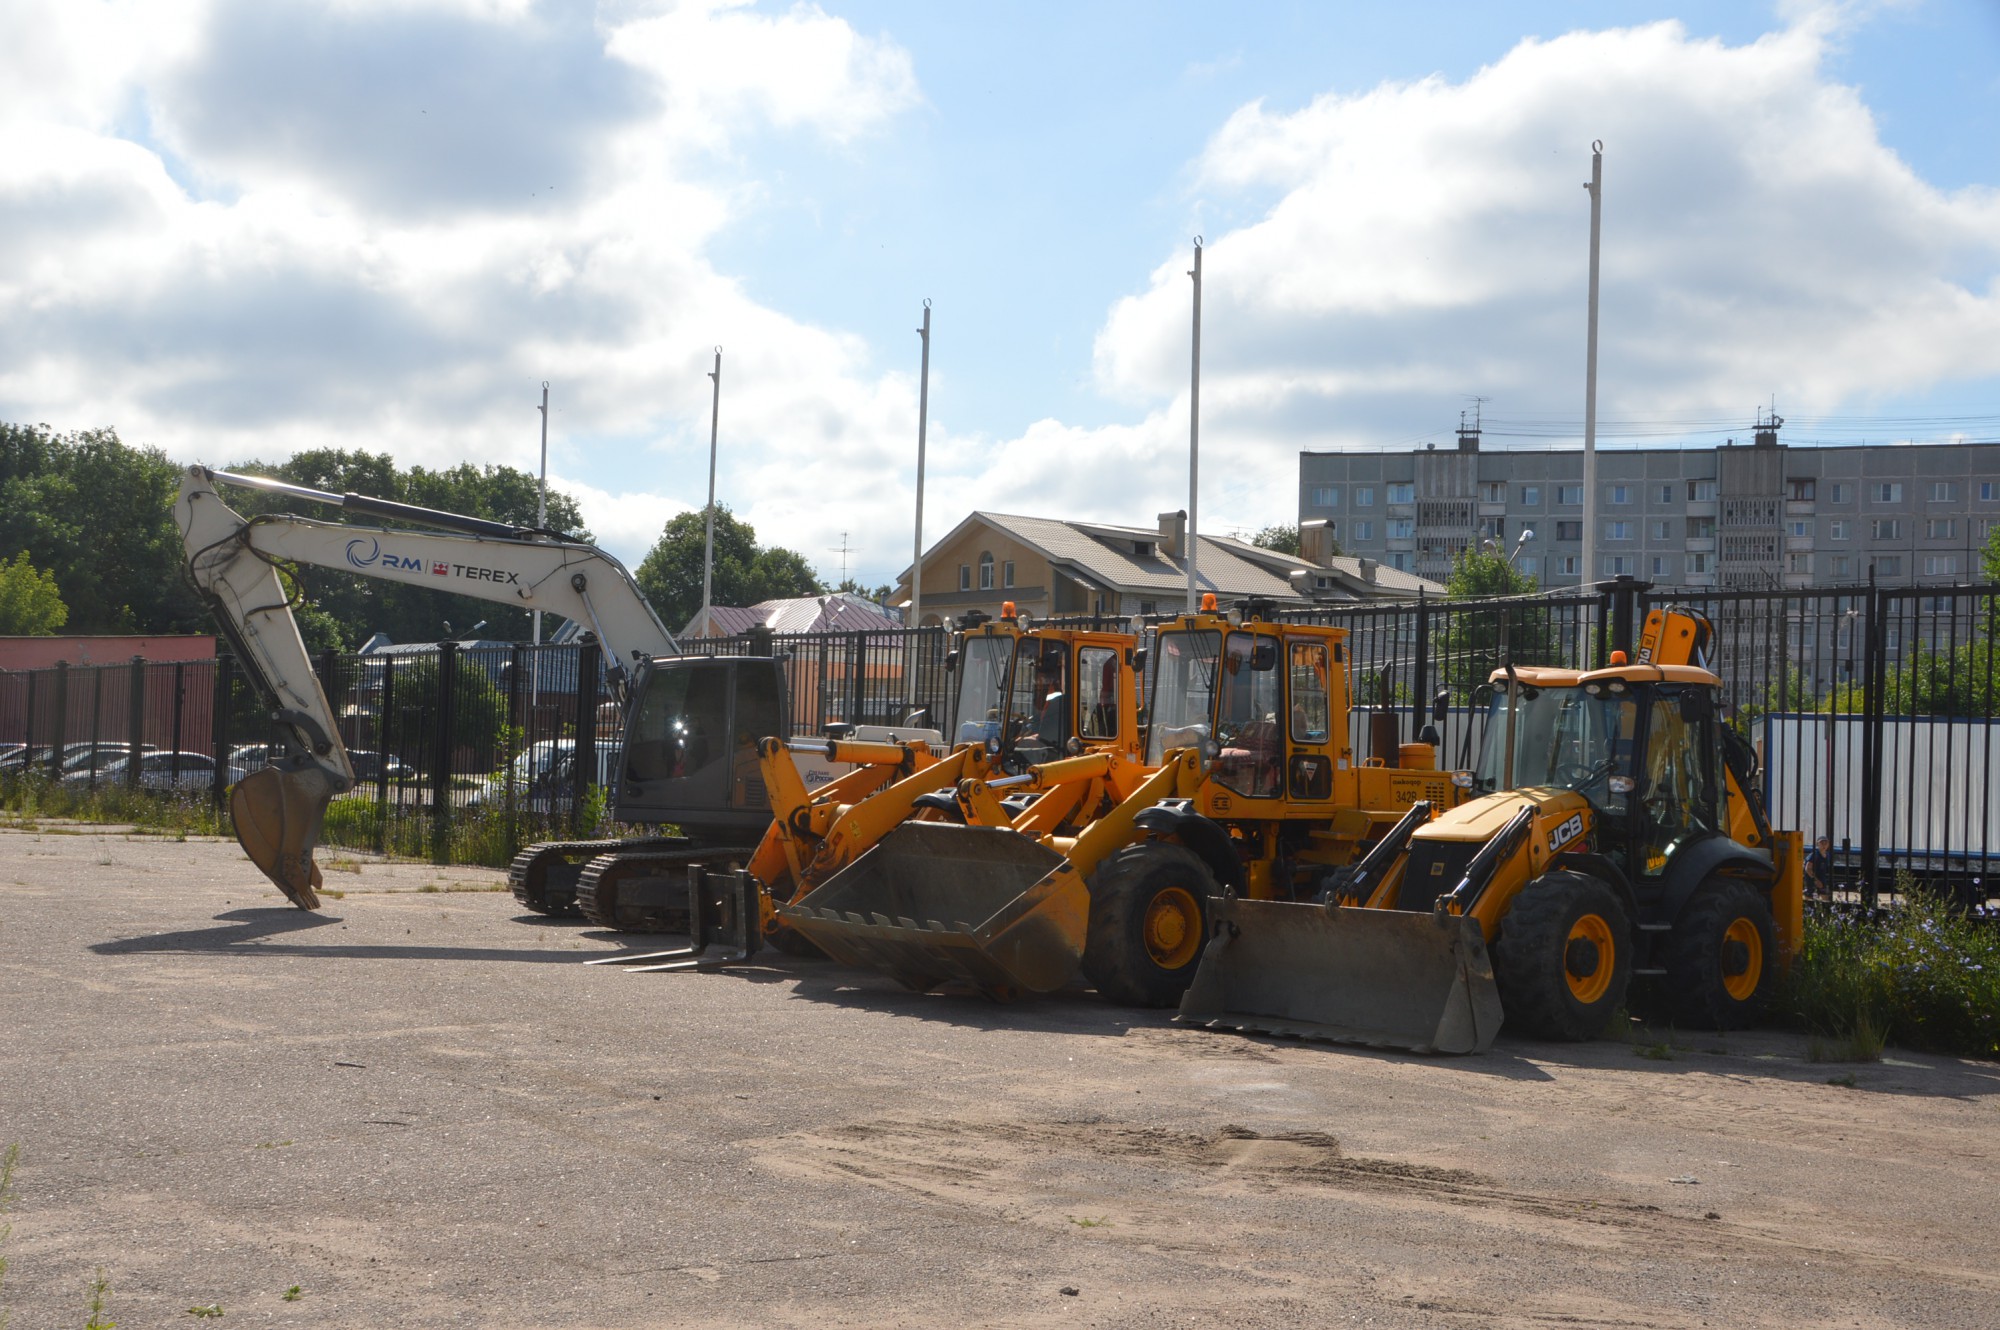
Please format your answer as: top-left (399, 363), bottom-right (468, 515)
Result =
top-left (3, 0), bottom-right (1998, 594)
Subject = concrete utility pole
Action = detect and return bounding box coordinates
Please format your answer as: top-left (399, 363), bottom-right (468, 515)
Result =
top-left (908, 300), bottom-right (931, 708)
top-left (1187, 237), bottom-right (1203, 613)
top-left (1582, 141), bottom-right (1604, 625)
top-left (534, 381), bottom-right (549, 647)
top-left (700, 347), bottom-right (722, 637)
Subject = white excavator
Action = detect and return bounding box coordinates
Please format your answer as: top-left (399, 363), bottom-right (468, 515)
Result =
top-left (175, 465), bottom-right (935, 931)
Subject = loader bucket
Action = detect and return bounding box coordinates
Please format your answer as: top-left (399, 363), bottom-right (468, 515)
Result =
top-left (776, 820), bottom-right (1084, 999)
top-left (230, 763), bottom-right (342, 910)
top-left (1177, 896), bottom-right (1503, 1055)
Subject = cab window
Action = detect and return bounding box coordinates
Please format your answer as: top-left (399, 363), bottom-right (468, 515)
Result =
top-left (1213, 632), bottom-right (1281, 799)
top-left (1076, 646), bottom-right (1120, 741)
top-left (1288, 641), bottom-right (1330, 743)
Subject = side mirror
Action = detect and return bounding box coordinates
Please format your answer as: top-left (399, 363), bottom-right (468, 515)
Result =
top-left (1431, 687), bottom-right (1450, 723)
top-left (1249, 641), bottom-right (1278, 671)
top-left (1128, 646), bottom-right (1149, 673)
top-left (944, 649), bottom-right (960, 673)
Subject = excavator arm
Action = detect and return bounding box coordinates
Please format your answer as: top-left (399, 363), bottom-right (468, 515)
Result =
top-left (175, 465), bottom-right (678, 908)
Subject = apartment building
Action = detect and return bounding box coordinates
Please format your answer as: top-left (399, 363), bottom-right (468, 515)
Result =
top-left (1298, 418), bottom-right (2000, 588)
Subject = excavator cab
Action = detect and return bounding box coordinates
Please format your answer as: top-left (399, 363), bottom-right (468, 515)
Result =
top-left (614, 655), bottom-right (790, 844)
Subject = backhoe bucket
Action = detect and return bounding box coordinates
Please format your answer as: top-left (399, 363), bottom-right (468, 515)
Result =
top-left (775, 820), bottom-right (1082, 999)
top-left (1177, 897), bottom-right (1503, 1054)
top-left (230, 763), bottom-right (343, 910)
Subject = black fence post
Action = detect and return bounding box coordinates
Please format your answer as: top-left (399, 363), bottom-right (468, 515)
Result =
top-left (22, 671), bottom-right (36, 767)
top-left (211, 656), bottom-right (233, 812)
top-left (48, 661), bottom-right (69, 778)
top-left (169, 660), bottom-right (186, 785)
top-left (1859, 571), bottom-right (1883, 907)
top-left (432, 642), bottom-right (458, 865)
top-left (1410, 591), bottom-right (1430, 742)
top-left (848, 633), bottom-right (867, 727)
top-left (505, 643), bottom-right (524, 857)
top-left (87, 667), bottom-right (105, 784)
top-left (573, 640), bottom-right (601, 837)
top-left (377, 659), bottom-right (394, 855)
top-left (126, 657), bottom-right (146, 790)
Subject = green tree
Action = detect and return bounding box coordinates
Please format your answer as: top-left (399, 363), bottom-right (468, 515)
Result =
top-left (636, 506), bottom-right (824, 633)
top-left (1251, 523), bottom-right (1301, 556)
top-left (1435, 549), bottom-right (1562, 696)
top-left (1983, 521), bottom-right (2000, 584)
top-left (835, 578), bottom-right (894, 604)
top-left (0, 552), bottom-right (68, 635)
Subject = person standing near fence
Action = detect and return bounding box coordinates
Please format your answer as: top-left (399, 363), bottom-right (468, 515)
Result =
top-left (1805, 835), bottom-right (1834, 900)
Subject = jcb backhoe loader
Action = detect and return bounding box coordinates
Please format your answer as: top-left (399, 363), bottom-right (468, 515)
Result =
top-left (773, 597), bottom-right (1460, 1007)
top-left (1177, 607), bottom-right (1805, 1053)
top-left (175, 466), bottom-right (936, 925)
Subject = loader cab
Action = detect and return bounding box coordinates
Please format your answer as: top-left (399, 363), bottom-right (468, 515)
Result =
top-left (949, 614), bottom-right (1137, 770)
top-left (614, 654), bottom-right (788, 843)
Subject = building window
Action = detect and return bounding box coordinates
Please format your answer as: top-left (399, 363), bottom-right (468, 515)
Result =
top-left (1689, 480), bottom-right (1717, 501)
top-left (1557, 555), bottom-right (1579, 576)
top-left (1606, 521), bottom-right (1632, 541)
top-left (1650, 556), bottom-right (1671, 577)
top-left (1688, 516), bottom-right (1716, 539)
top-left (1829, 520), bottom-right (1848, 540)
top-left (1832, 555), bottom-right (1852, 578)
top-left (1479, 516), bottom-right (1504, 539)
top-left (1520, 485), bottom-right (1541, 506)
top-left (1924, 555), bottom-right (1957, 577)
top-left (1517, 555), bottom-right (1540, 575)
top-left (1789, 478), bottom-right (1816, 501)
top-left (1873, 482), bottom-right (1903, 503)
top-left (1387, 518), bottom-right (1415, 539)
top-left (1555, 520), bottom-right (1581, 541)
top-left (1871, 519), bottom-right (1901, 541)
top-left (1352, 520), bottom-right (1374, 541)
top-left (1687, 553), bottom-right (1712, 574)
top-left (1652, 519), bottom-right (1672, 540)
top-left (978, 552), bottom-right (994, 590)
top-left (1982, 482), bottom-right (1997, 502)
top-left (1926, 518), bottom-right (1956, 540)
top-left (1003, 560), bottom-right (1016, 588)
top-left (1790, 520), bottom-right (1811, 538)
top-left (1875, 555), bottom-right (1903, 576)
top-left (1930, 481), bottom-right (1958, 502)
top-left (958, 564), bottom-right (971, 591)
top-left (1788, 553), bottom-right (1811, 574)
top-left (1311, 485), bottom-right (1341, 507)
top-left (1138, 600), bottom-right (1157, 615)
top-left (1604, 556), bottom-right (1634, 575)
top-left (1610, 484), bottom-right (1630, 505)
top-left (1479, 482), bottom-right (1505, 503)
top-left (1386, 551), bottom-right (1412, 571)
top-left (1387, 483), bottom-right (1415, 504)
top-left (1658, 484), bottom-right (1675, 505)
top-left (1353, 486), bottom-right (1374, 507)
top-left (1556, 485), bottom-right (1583, 506)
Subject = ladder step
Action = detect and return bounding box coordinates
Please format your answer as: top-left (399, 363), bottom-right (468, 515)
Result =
top-left (1633, 967), bottom-right (1668, 976)
top-left (1637, 922), bottom-right (1673, 932)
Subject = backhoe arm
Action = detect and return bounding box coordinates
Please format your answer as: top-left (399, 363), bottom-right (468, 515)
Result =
top-left (175, 465), bottom-right (678, 908)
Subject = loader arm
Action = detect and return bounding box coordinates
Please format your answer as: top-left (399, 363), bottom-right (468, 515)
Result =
top-left (175, 465), bottom-right (678, 908)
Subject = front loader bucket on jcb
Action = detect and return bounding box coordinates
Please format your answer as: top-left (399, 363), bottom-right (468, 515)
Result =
top-left (775, 820), bottom-right (1085, 1000)
top-left (231, 763), bottom-right (345, 910)
top-left (1177, 896), bottom-right (1504, 1054)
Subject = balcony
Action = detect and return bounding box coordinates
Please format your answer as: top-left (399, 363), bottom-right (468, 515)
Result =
top-left (1685, 500), bottom-right (1717, 518)
top-left (1786, 499), bottom-right (1816, 516)
top-left (1785, 536), bottom-right (1815, 552)
top-left (1683, 537), bottom-right (1715, 553)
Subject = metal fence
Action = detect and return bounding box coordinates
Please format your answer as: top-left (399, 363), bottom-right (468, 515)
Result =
top-left (3, 579), bottom-right (1994, 893)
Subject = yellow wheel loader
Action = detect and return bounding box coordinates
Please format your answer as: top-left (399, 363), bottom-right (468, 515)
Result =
top-left (1178, 608), bottom-right (1806, 1054)
top-left (772, 597), bottom-right (1460, 1006)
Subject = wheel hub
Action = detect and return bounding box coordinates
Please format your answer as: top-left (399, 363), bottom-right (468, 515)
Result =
top-left (1565, 937), bottom-right (1601, 979)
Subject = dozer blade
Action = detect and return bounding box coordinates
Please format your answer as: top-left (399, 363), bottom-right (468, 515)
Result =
top-left (230, 764), bottom-right (343, 910)
top-left (1177, 896), bottom-right (1503, 1055)
top-left (776, 820), bottom-right (1082, 999)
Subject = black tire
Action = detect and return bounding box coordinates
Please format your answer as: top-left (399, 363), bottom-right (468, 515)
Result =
top-left (1493, 871), bottom-right (1632, 1041)
top-left (1660, 880), bottom-right (1778, 1030)
top-left (1081, 842), bottom-right (1216, 1008)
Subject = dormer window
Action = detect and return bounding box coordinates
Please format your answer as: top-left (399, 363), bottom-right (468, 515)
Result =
top-left (1133, 539), bottom-right (1154, 556)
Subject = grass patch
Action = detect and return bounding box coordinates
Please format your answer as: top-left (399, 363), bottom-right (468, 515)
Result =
top-left (1067, 1216), bottom-right (1110, 1228)
top-left (282, 1286), bottom-right (301, 1302)
top-left (1784, 884), bottom-right (2000, 1060)
top-left (83, 1268), bottom-right (114, 1329)
top-left (0, 772), bottom-right (225, 840)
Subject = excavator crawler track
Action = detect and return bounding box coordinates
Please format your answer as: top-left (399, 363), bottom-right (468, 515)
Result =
top-left (508, 837), bottom-right (690, 917)
top-left (576, 844), bottom-right (756, 932)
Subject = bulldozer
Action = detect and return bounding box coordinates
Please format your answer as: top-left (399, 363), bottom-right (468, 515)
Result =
top-left (771, 597), bottom-right (1460, 1006)
top-left (1177, 605), bottom-right (1805, 1054)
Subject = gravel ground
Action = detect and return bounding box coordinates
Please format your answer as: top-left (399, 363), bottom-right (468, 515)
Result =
top-left (1, 826), bottom-right (1996, 1329)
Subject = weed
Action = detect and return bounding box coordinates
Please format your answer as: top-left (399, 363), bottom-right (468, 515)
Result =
top-left (186, 1303), bottom-right (223, 1318)
top-left (1805, 1006), bottom-right (1887, 1063)
top-left (321, 856), bottom-right (363, 875)
top-left (281, 1286), bottom-right (301, 1302)
top-left (1784, 889), bottom-right (1998, 1059)
top-left (83, 1268), bottom-right (114, 1329)
top-left (1068, 1216), bottom-right (1111, 1228)
top-left (1634, 1039), bottom-right (1676, 1061)
top-left (1825, 1072), bottom-right (1858, 1087)
top-left (0, 1140), bottom-right (17, 1330)
top-left (320, 889), bottom-right (346, 900)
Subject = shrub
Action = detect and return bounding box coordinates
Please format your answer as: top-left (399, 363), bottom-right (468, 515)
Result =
top-left (1784, 891), bottom-right (2000, 1060)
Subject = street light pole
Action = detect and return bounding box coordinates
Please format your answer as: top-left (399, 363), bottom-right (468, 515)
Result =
top-left (1581, 141), bottom-right (1604, 656)
top-left (1187, 237), bottom-right (1203, 613)
top-left (909, 301), bottom-right (931, 708)
top-left (701, 347), bottom-right (722, 637)
top-left (534, 381), bottom-right (549, 648)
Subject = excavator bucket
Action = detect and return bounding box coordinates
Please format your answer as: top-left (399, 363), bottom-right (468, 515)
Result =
top-left (230, 764), bottom-right (343, 910)
top-left (1177, 896), bottom-right (1504, 1054)
top-left (775, 820), bottom-right (1086, 999)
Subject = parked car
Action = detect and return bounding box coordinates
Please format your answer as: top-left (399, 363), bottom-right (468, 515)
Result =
top-left (348, 749), bottom-right (415, 783)
top-left (229, 743), bottom-right (272, 769)
top-left (60, 742), bottom-right (159, 774)
top-left (66, 751), bottom-right (247, 792)
top-left (465, 740), bottom-right (622, 814)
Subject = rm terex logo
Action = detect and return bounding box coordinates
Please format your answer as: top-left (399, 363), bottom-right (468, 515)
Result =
top-left (343, 539), bottom-right (519, 584)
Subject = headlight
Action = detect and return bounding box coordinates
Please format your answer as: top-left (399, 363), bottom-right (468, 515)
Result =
top-left (1452, 770), bottom-right (1475, 789)
top-left (986, 736), bottom-right (1001, 755)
